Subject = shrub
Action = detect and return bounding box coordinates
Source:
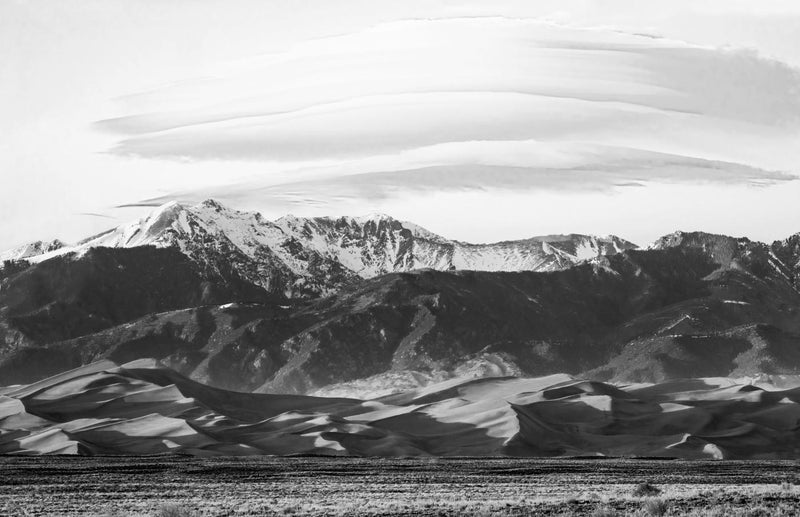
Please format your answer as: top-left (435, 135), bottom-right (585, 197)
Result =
top-left (643, 498), bottom-right (669, 516)
top-left (633, 482), bottom-right (662, 497)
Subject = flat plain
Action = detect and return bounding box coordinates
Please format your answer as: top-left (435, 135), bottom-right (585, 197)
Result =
top-left (1, 457), bottom-right (800, 516)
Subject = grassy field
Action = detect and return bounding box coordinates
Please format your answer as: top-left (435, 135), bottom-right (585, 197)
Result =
top-left (1, 457), bottom-right (800, 516)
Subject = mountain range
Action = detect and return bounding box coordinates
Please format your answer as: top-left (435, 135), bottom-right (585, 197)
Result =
top-left (1, 200), bottom-right (800, 400)
top-left (1, 200), bottom-right (637, 298)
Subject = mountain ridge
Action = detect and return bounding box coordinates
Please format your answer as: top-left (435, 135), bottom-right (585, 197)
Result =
top-left (1, 200), bottom-right (639, 297)
top-left (8, 202), bottom-right (800, 277)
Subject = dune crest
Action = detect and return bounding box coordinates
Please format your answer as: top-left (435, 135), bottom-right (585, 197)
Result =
top-left (2, 361), bottom-right (800, 458)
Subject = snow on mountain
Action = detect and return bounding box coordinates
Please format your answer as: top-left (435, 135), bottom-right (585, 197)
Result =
top-left (451, 234), bottom-right (637, 273)
top-left (10, 200), bottom-right (353, 297)
top-left (276, 214), bottom-right (638, 276)
top-left (2, 200), bottom-right (638, 296)
top-left (648, 230), bottom-right (755, 253)
top-left (774, 233), bottom-right (800, 269)
top-left (0, 239), bottom-right (64, 262)
top-left (648, 230), bottom-right (763, 267)
top-left (274, 213), bottom-right (455, 276)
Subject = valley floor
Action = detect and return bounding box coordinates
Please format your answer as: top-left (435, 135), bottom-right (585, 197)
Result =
top-left (1, 457), bottom-right (800, 516)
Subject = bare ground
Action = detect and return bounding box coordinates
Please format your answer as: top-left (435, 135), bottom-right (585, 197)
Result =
top-left (2, 457), bottom-right (800, 516)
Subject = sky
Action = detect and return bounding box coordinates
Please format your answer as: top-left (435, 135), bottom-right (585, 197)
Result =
top-left (2, 0), bottom-right (800, 249)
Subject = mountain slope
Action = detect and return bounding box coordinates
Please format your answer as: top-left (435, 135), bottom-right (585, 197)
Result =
top-left (2, 247), bottom-right (690, 391)
top-left (773, 232), bottom-right (800, 287)
top-left (255, 242), bottom-right (800, 393)
top-left (7, 239), bottom-right (799, 394)
top-left (0, 246), bottom-right (276, 367)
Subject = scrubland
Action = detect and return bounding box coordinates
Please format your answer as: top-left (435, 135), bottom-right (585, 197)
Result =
top-left (2, 457), bottom-right (800, 516)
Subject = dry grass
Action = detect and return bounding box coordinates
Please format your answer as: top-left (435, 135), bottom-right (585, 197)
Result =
top-left (154, 504), bottom-right (199, 517)
top-left (3, 457), bottom-right (800, 516)
top-left (641, 498), bottom-right (669, 516)
top-left (590, 506), bottom-right (619, 517)
top-left (685, 502), bottom-right (800, 516)
top-left (89, 495), bottom-right (800, 517)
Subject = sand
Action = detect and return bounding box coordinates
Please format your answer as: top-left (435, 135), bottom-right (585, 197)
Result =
top-left (2, 360), bottom-right (800, 458)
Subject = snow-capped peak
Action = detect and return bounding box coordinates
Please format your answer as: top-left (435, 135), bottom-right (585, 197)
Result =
top-left (648, 230), bottom-right (751, 251)
top-left (0, 239), bottom-right (65, 263)
top-left (353, 212), bottom-right (394, 224)
top-left (1, 200), bottom-right (639, 297)
top-left (399, 221), bottom-right (448, 243)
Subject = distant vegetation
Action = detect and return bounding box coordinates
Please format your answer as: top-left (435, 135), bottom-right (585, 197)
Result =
top-left (0, 259), bottom-right (30, 279)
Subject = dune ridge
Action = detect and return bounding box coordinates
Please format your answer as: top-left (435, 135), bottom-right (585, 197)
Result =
top-left (2, 360), bottom-right (800, 459)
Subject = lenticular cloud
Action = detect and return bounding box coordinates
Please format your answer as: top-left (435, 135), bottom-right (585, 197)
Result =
top-left (97, 17), bottom-right (800, 205)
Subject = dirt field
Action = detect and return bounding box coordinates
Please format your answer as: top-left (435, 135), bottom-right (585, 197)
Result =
top-left (1, 457), bottom-right (800, 516)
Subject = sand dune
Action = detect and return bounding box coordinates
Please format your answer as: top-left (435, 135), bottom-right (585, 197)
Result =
top-left (2, 360), bottom-right (800, 458)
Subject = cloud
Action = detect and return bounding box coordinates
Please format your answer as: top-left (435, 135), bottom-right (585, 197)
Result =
top-left (94, 16), bottom-right (800, 206)
top-left (139, 144), bottom-right (795, 212)
top-left (77, 212), bottom-right (115, 219)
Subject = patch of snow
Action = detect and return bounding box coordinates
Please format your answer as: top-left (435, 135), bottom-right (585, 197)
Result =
top-left (658, 314), bottom-right (696, 334)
